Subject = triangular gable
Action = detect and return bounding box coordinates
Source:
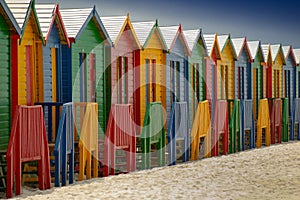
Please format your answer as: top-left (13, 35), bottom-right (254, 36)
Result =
top-left (6, 0), bottom-right (44, 44)
top-left (262, 44), bottom-right (272, 65)
top-left (282, 45), bottom-right (297, 66)
top-left (0, 0), bottom-right (21, 35)
top-left (218, 34), bottom-right (237, 59)
top-left (36, 3), bottom-right (70, 47)
top-left (61, 6), bottom-right (112, 46)
top-left (183, 29), bottom-right (208, 57)
top-left (101, 14), bottom-right (140, 49)
top-left (203, 33), bottom-right (221, 60)
top-left (232, 37), bottom-right (251, 61)
top-left (132, 20), bottom-right (167, 50)
top-left (293, 49), bottom-right (300, 65)
top-left (247, 40), bottom-right (265, 62)
top-left (160, 25), bottom-right (191, 56)
top-left (270, 44), bottom-right (286, 65)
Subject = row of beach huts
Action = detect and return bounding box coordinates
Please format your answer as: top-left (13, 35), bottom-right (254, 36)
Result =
top-left (0, 0), bottom-right (300, 198)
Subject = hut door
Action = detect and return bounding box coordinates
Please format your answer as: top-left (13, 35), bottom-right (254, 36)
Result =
top-left (51, 48), bottom-right (57, 102)
top-left (145, 59), bottom-right (156, 103)
top-left (26, 45), bottom-right (33, 106)
top-left (79, 52), bottom-right (87, 102)
top-left (237, 66), bottom-right (245, 99)
top-left (117, 56), bottom-right (128, 104)
top-left (284, 70), bottom-right (291, 114)
top-left (192, 63), bottom-right (200, 117)
top-left (89, 53), bottom-right (96, 102)
top-left (170, 61), bottom-right (175, 105)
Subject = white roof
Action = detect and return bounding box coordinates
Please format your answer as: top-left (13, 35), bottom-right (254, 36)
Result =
top-left (282, 45), bottom-right (291, 59)
top-left (60, 7), bottom-right (93, 38)
top-left (5, 0), bottom-right (31, 29)
top-left (131, 21), bottom-right (155, 46)
top-left (160, 25), bottom-right (179, 50)
top-left (293, 49), bottom-right (300, 64)
top-left (270, 44), bottom-right (281, 62)
top-left (231, 37), bottom-right (245, 57)
top-left (262, 44), bottom-right (270, 61)
top-left (217, 34), bottom-right (229, 51)
top-left (203, 34), bottom-right (217, 57)
top-left (35, 4), bottom-right (55, 37)
top-left (183, 29), bottom-right (200, 51)
top-left (100, 16), bottom-right (127, 44)
top-left (247, 41), bottom-right (260, 60)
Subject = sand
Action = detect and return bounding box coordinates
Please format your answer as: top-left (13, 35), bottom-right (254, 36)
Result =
top-left (9, 142), bottom-right (300, 200)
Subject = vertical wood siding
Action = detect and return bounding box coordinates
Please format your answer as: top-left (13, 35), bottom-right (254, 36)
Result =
top-left (0, 14), bottom-right (10, 150)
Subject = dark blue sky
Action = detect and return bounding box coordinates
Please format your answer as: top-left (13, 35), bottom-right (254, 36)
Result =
top-left (37, 0), bottom-right (300, 48)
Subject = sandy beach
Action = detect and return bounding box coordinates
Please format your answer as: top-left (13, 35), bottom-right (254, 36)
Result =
top-left (9, 142), bottom-right (300, 200)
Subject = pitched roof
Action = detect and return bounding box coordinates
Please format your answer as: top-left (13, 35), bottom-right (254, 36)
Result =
top-left (131, 21), bottom-right (155, 46)
top-left (270, 44), bottom-right (285, 64)
top-left (183, 29), bottom-right (207, 56)
top-left (159, 25), bottom-right (179, 50)
top-left (6, 0), bottom-right (44, 44)
top-left (203, 33), bottom-right (219, 58)
top-left (282, 45), bottom-right (297, 66)
top-left (217, 34), bottom-right (237, 59)
top-left (100, 15), bottom-right (127, 44)
top-left (293, 49), bottom-right (300, 65)
top-left (60, 7), bottom-right (93, 38)
top-left (60, 7), bottom-right (111, 45)
top-left (0, 0), bottom-right (21, 35)
top-left (247, 41), bottom-right (263, 61)
top-left (159, 25), bottom-right (191, 55)
top-left (262, 44), bottom-right (271, 61)
top-left (5, 0), bottom-right (31, 29)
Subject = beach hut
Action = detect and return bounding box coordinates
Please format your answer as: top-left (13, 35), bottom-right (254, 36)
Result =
top-left (131, 20), bottom-right (167, 128)
top-left (231, 37), bottom-right (252, 100)
top-left (217, 34), bottom-right (237, 100)
top-left (101, 15), bottom-right (141, 127)
top-left (247, 40), bottom-right (265, 119)
top-left (160, 25), bottom-right (191, 127)
top-left (282, 45), bottom-right (297, 111)
top-left (270, 44), bottom-right (286, 98)
top-left (203, 34), bottom-right (222, 117)
top-left (6, 0), bottom-right (45, 106)
top-left (35, 3), bottom-right (70, 103)
top-left (294, 49), bottom-right (300, 98)
top-left (60, 7), bottom-right (112, 133)
top-left (262, 44), bottom-right (271, 98)
top-left (0, 0), bottom-right (21, 150)
top-left (183, 29), bottom-right (207, 125)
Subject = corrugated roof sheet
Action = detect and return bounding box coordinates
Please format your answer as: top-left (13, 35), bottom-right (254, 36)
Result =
top-left (60, 7), bottom-right (93, 38)
top-left (183, 29), bottom-right (200, 51)
top-left (131, 21), bottom-right (155, 46)
top-left (100, 15), bottom-right (127, 44)
top-left (0, 0), bottom-right (21, 35)
top-left (262, 44), bottom-right (270, 61)
top-left (247, 41), bottom-right (260, 60)
top-left (203, 33), bottom-right (217, 57)
top-left (5, 0), bottom-right (31, 29)
top-left (217, 34), bottom-right (229, 52)
top-left (159, 25), bottom-right (179, 50)
top-left (231, 37), bottom-right (245, 57)
top-left (270, 44), bottom-right (281, 62)
top-left (293, 49), bottom-right (300, 65)
top-left (282, 45), bottom-right (291, 59)
top-left (35, 4), bottom-right (55, 37)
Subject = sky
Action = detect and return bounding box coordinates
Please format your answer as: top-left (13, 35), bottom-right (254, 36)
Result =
top-left (36, 0), bottom-right (300, 48)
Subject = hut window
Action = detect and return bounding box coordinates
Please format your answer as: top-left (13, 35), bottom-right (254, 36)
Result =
top-left (79, 52), bottom-right (87, 102)
top-left (26, 45), bottom-right (33, 106)
top-left (193, 63), bottom-right (200, 101)
top-left (89, 53), bottom-right (96, 102)
top-left (237, 66), bottom-right (245, 99)
top-left (170, 61), bottom-right (175, 104)
top-left (146, 59), bottom-right (156, 103)
top-left (151, 59), bottom-right (156, 102)
top-left (117, 56), bottom-right (128, 104)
